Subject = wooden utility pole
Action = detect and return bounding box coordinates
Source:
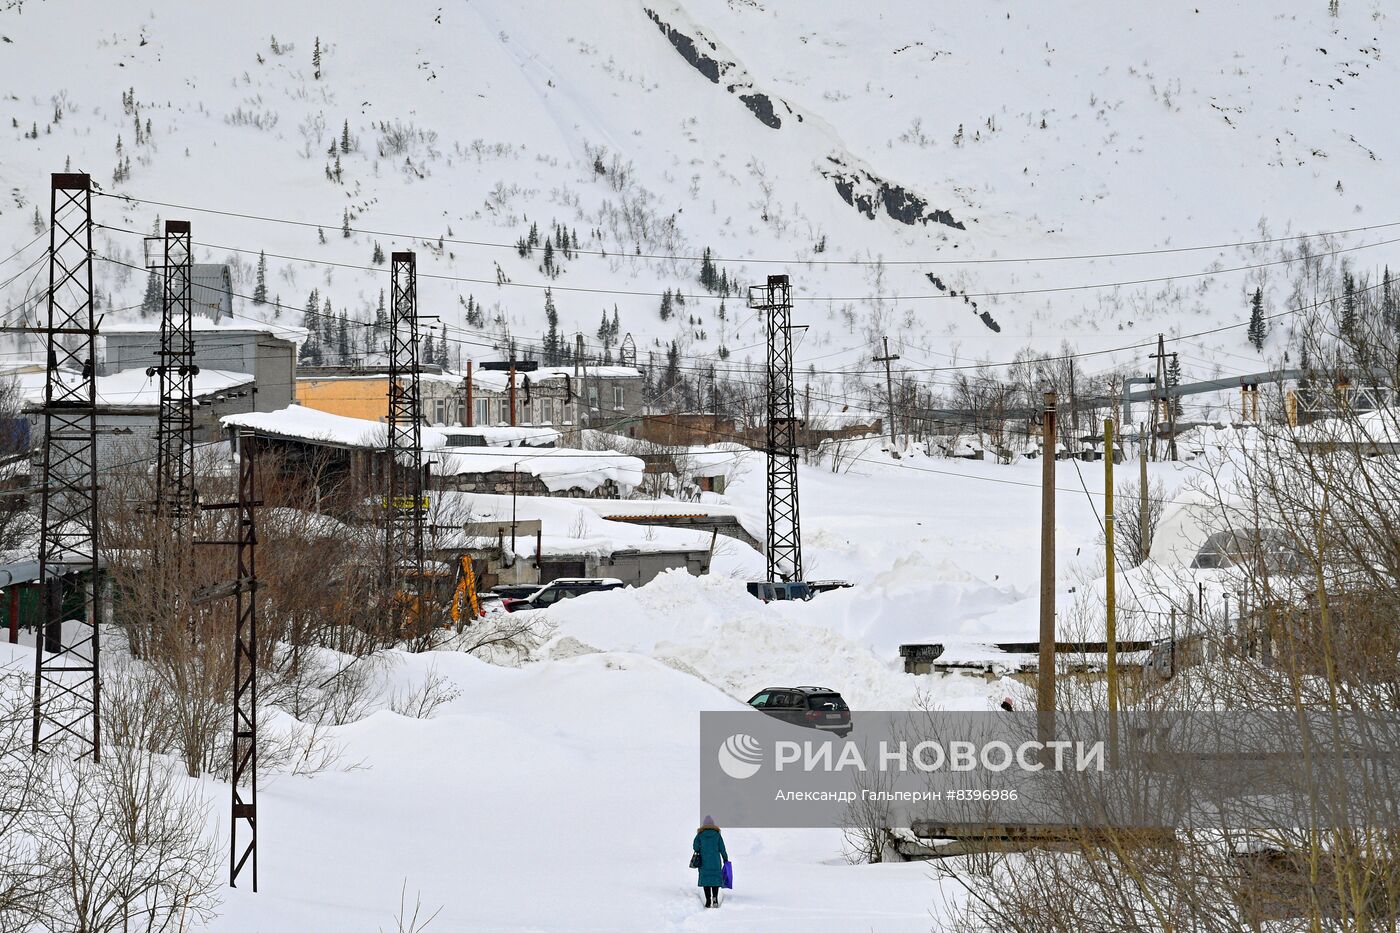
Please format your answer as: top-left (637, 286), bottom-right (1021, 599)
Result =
top-left (508, 358), bottom-right (517, 427)
top-left (1104, 418), bottom-right (1119, 764)
top-left (802, 383), bottom-right (811, 455)
top-left (465, 360), bottom-right (474, 427)
top-left (1138, 423), bottom-right (1149, 565)
top-left (1038, 392), bottom-right (1057, 719)
top-left (1068, 358), bottom-right (1079, 440)
top-left (875, 336), bottom-right (900, 447)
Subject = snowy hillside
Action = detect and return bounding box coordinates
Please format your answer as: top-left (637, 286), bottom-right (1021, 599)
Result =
top-left (4, 0), bottom-right (1400, 391)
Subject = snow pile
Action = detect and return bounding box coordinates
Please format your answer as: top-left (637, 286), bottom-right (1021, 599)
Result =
top-left (538, 570), bottom-right (1002, 711)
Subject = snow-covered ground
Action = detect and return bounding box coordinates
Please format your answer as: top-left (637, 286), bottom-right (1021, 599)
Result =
top-left (0, 439), bottom-right (1218, 930)
top-left (227, 453), bottom-right (1202, 929)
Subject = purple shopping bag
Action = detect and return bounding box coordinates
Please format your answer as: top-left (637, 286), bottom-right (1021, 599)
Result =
top-left (721, 861), bottom-right (733, 889)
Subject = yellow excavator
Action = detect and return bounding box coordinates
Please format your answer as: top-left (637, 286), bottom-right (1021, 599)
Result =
top-left (448, 555), bottom-right (482, 628)
top-left (389, 556), bottom-right (481, 635)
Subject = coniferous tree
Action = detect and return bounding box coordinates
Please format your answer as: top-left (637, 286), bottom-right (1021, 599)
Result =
top-left (659, 288), bottom-right (673, 321)
top-left (1341, 270), bottom-right (1357, 336)
top-left (1384, 267), bottom-right (1398, 332)
top-left (542, 240), bottom-right (556, 278)
top-left (313, 37), bottom-right (322, 79)
top-left (140, 268), bottom-right (162, 318)
top-left (371, 290), bottom-right (388, 353)
top-left (342, 208), bottom-right (352, 238)
top-left (543, 289), bottom-right (560, 365)
top-left (1247, 287), bottom-right (1266, 351)
top-left (337, 312), bottom-right (350, 362)
top-left (371, 241), bottom-right (385, 265)
top-left (321, 297), bottom-right (335, 350)
top-left (340, 119), bottom-right (351, 153)
top-left (253, 251), bottom-right (268, 305)
top-left (699, 247), bottom-right (716, 291)
top-left (661, 340), bottom-right (682, 397)
top-left (1167, 353), bottom-right (1183, 417)
top-left (301, 288), bottom-right (323, 364)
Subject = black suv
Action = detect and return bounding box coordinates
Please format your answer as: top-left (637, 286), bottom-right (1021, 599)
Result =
top-left (502, 577), bottom-right (626, 612)
top-left (746, 686), bottom-right (852, 736)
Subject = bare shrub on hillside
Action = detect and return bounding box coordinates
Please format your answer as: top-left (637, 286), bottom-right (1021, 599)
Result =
top-left (389, 666), bottom-right (462, 720)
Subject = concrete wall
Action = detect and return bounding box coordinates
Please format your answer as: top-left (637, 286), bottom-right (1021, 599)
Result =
top-left (582, 375), bottom-right (645, 432)
top-left (103, 332), bottom-right (295, 411)
top-left (297, 375), bottom-right (466, 425)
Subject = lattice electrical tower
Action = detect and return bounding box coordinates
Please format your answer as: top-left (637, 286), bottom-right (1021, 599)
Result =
top-left (195, 431), bottom-right (262, 890)
top-left (229, 433), bottom-right (260, 889)
top-left (32, 173), bottom-right (101, 760)
top-left (147, 219), bottom-right (198, 519)
top-left (385, 252), bottom-right (425, 634)
top-left (748, 274), bottom-right (803, 582)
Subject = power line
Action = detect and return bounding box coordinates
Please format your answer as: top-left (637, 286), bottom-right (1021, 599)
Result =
top-left (87, 245), bottom-right (1394, 394)
top-left (93, 221), bottom-right (1400, 304)
top-left (96, 190), bottom-right (1400, 268)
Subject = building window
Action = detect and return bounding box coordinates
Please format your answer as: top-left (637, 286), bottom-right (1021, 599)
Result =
top-left (588, 386), bottom-right (599, 408)
top-left (474, 398), bottom-right (490, 425)
top-left (433, 399), bottom-right (446, 425)
top-left (613, 386), bottom-right (624, 410)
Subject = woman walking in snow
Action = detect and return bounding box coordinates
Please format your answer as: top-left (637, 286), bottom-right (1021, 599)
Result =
top-left (693, 815), bottom-right (729, 908)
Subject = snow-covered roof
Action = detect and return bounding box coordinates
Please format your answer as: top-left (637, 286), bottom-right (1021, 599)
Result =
top-left (100, 315), bottom-right (309, 343)
top-left (469, 365), bottom-right (642, 393)
top-left (444, 425), bottom-right (561, 448)
top-left (1296, 407), bottom-right (1400, 447)
top-left (432, 446), bottom-right (644, 494)
top-left (19, 367), bottom-right (254, 409)
top-left (222, 406), bottom-right (565, 454)
top-left (297, 370), bottom-right (465, 386)
top-left (222, 405), bottom-right (391, 448)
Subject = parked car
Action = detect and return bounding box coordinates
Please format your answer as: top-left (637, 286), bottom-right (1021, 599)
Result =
top-left (502, 577), bottom-right (626, 612)
top-left (746, 686), bottom-right (852, 736)
top-left (492, 583), bottom-right (543, 601)
top-left (476, 593), bottom-right (507, 616)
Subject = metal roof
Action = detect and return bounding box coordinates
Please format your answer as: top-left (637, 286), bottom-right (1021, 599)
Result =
top-left (138, 263), bottom-right (235, 321)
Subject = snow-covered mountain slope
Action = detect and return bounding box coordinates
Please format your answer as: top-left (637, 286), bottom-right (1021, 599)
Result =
top-left (2, 0), bottom-right (1398, 386)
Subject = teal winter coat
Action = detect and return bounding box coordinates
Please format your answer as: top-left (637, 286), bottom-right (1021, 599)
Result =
top-left (693, 826), bottom-right (728, 887)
